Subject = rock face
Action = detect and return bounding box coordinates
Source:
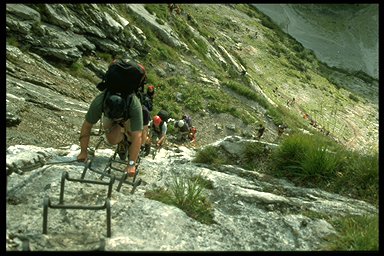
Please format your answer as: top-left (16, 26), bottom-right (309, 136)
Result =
top-left (254, 4), bottom-right (379, 79)
top-left (6, 138), bottom-right (377, 251)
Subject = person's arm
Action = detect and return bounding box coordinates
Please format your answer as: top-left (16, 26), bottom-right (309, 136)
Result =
top-left (125, 94), bottom-right (143, 175)
top-left (157, 122), bottom-right (167, 146)
top-left (128, 130), bottom-right (142, 164)
top-left (157, 135), bottom-right (165, 146)
top-left (77, 120), bottom-right (93, 161)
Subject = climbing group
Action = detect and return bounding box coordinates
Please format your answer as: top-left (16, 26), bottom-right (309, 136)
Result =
top-left (77, 57), bottom-right (198, 179)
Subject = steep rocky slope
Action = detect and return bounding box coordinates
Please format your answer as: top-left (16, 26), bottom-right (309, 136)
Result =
top-left (6, 140), bottom-right (377, 251)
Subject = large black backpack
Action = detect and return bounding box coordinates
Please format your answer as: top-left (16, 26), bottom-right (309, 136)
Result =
top-left (157, 109), bottom-right (170, 123)
top-left (98, 59), bottom-right (146, 120)
top-left (97, 59), bottom-right (147, 95)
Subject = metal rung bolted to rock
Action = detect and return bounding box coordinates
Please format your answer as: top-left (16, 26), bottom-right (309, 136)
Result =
top-left (42, 171), bottom-right (114, 237)
top-left (80, 134), bottom-right (142, 194)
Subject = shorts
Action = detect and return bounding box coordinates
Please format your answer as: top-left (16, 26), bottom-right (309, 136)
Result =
top-left (102, 116), bottom-right (127, 134)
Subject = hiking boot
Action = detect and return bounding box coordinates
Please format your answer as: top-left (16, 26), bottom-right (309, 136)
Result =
top-left (144, 144), bottom-right (151, 156)
top-left (117, 134), bottom-right (129, 161)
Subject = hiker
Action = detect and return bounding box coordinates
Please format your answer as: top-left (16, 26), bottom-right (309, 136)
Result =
top-left (182, 114), bottom-right (192, 127)
top-left (141, 86), bottom-right (154, 113)
top-left (149, 115), bottom-right (167, 148)
top-left (290, 97), bottom-right (295, 106)
top-left (168, 4), bottom-right (181, 15)
top-left (188, 126), bottom-right (197, 143)
top-left (277, 124), bottom-right (285, 137)
top-left (77, 58), bottom-right (146, 177)
top-left (256, 123), bottom-right (265, 140)
top-left (174, 119), bottom-right (190, 142)
top-left (146, 85), bottom-right (155, 101)
top-left (77, 91), bottom-right (143, 176)
top-left (310, 118), bottom-right (317, 127)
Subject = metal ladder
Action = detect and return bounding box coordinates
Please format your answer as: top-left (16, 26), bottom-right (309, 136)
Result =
top-left (42, 171), bottom-right (115, 238)
top-left (80, 135), bottom-right (142, 194)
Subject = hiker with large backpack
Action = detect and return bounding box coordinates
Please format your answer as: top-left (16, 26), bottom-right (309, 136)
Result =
top-left (77, 58), bottom-right (147, 177)
top-left (148, 110), bottom-right (170, 149)
top-left (142, 86), bottom-right (154, 112)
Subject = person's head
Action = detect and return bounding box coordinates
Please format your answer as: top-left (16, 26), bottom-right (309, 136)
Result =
top-left (177, 120), bottom-right (185, 128)
top-left (153, 115), bottom-right (162, 127)
top-left (147, 85), bottom-right (155, 97)
top-left (103, 93), bottom-right (125, 120)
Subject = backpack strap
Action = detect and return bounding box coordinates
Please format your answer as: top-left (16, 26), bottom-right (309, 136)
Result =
top-left (123, 93), bottom-right (133, 121)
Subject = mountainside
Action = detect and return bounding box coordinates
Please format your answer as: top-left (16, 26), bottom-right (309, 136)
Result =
top-left (6, 4), bottom-right (378, 251)
top-left (254, 4), bottom-right (379, 79)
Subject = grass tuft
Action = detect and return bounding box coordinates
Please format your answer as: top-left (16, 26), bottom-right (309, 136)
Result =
top-left (145, 174), bottom-right (216, 225)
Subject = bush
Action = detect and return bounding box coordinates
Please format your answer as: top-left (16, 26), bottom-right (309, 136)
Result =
top-left (193, 145), bottom-right (225, 166)
top-left (270, 133), bottom-right (378, 205)
top-left (334, 150), bottom-right (378, 205)
top-left (270, 133), bottom-right (342, 186)
top-left (170, 174), bottom-right (216, 224)
top-left (145, 174), bottom-right (216, 225)
top-left (240, 142), bottom-right (269, 170)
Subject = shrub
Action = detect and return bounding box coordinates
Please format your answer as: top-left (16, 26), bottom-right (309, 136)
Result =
top-left (270, 133), bottom-right (378, 205)
top-left (193, 145), bottom-right (225, 166)
top-left (334, 150), bottom-right (378, 205)
top-left (270, 133), bottom-right (342, 185)
top-left (96, 52), bottom-right (113, 63)
top-left (144, 174), bottom-right (216, 225)
top-left (240, 142), bottom-right (269, 170)
top-left (170, 174), bottom-right (216, 224)
top-left (7, 37), bottom-right (20, 48)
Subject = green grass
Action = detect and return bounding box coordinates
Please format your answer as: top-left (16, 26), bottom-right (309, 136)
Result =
top-left (194, 131), bottom-right (378, 206)
top-left (322, 214), bottom-right (378, 251)
top-left (193, 145), bottom-right (229, 167)
top-left (143, 4), bottom-right (169, 22)
top-left (193, 141), bottom-right (271, 171)
top-left (7, 36), bottom-right (20, 48)
top-left (145, 174), bottom-right (216, 225)
top-left (269, 133), bottom-right (378, 205)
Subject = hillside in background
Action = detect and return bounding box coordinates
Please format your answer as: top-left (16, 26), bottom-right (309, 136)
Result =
top-left (254, 4), bottom-right (379, 79)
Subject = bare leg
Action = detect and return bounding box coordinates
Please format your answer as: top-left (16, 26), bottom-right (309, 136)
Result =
top-left (103, 117), bottom-right (125, 145)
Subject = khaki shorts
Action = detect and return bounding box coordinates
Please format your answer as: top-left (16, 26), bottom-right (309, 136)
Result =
top-left (102, 116), bottom-right (134, 140)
